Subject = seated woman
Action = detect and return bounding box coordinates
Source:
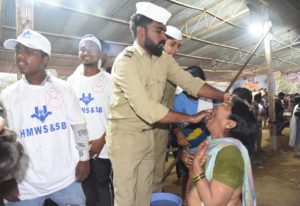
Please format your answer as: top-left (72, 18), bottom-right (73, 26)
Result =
top-left (187, 96), bottom-right (257, 206)
top-left (0, 128), bottom-right (26, 183)
top-left (0, 103), bottom-right (28, 206)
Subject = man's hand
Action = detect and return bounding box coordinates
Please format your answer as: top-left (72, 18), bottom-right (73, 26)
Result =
top-left (89, 137), bottom-right (105, 158)
top-left (224, 93), bottom-right (231, 102)
top-left (189, 110), bottom-right (214, 124)
top-left (75, 160), bottom-right (90, 182)
top-left (175, 131), bottom-right (190, 147)
top-left (1, 179), bottom-right (20, 202)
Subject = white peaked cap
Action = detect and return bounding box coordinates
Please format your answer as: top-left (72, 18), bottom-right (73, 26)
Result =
top-left (136, 2), bottom-right (171, 25)
top-left (4, 29), bottom-right (51, 55)
top-left (166, 25), bottom-right (182, 40)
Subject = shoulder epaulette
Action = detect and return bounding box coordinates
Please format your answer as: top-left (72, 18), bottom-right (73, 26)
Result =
top-left (123, 48), bottom-right (134, 58)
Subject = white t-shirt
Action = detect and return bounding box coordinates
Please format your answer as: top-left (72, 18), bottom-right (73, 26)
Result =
top-left (67, 67), bottom-right (113, 159)
top-left (0, 75), bottom-right (85, 200)
top-left (289, 104), bottom-right (299, 147)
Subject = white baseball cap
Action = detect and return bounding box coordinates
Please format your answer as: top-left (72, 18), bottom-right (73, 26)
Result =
top-left (4, 29), bottom-right (51, 56)
top-left (165, 26), bottom-right (182, 40)
top-left (136, 2), bottom-right (171, 25)
top-left (79, 34), bottom-right (102, 51)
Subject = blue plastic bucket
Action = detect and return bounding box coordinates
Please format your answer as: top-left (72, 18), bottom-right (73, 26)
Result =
top-left (151, 192), bottom-right (182, 206)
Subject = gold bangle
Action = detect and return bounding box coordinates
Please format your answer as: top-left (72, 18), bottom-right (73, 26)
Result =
top-left (193, 172), bottom-right (205, 184)
top-left (193, 175), bottom-right (200, 184)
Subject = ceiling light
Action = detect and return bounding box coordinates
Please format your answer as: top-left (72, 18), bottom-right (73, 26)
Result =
top-left (250, 23), bottom-right (263, 36)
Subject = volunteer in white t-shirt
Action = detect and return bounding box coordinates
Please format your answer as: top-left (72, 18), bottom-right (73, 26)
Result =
top-left (0, 29), bottom-right (90, 206)
top-left (67, 34), bottom-right (114, 206)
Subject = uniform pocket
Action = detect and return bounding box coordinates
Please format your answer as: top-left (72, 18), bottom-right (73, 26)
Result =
top-left (146, 77), bottom-right (166, 102)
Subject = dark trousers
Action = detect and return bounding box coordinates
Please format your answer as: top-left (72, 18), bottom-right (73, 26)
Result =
top-left (168, 135), bottom-right (181, 178)
top-left (82, 158), bottom-right (114, 206)
top-left (255, 123), bottom-right (262, 152)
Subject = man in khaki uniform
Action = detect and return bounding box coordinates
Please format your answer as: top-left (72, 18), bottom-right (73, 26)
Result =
top-left (106, 2), bottom-right (226, 206)
top-left (152, 25), bottom-right (183, 193)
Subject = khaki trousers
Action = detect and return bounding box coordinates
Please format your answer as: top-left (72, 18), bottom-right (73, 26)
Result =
top-left (152, 127), bottom-right (169, 192)
top-left (107, 125), bottom-right (155, 206)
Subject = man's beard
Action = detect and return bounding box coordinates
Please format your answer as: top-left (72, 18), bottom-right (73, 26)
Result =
top-left (83, 61), bottom-right (98, 67)
top-left (144, 33), bottom-right (165, 57)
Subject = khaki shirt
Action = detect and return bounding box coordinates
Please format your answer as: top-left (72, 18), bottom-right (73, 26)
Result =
top-left (162, 80), bottom-right (176, 109)
top-left (109, 41), bottom-right (204, 130)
